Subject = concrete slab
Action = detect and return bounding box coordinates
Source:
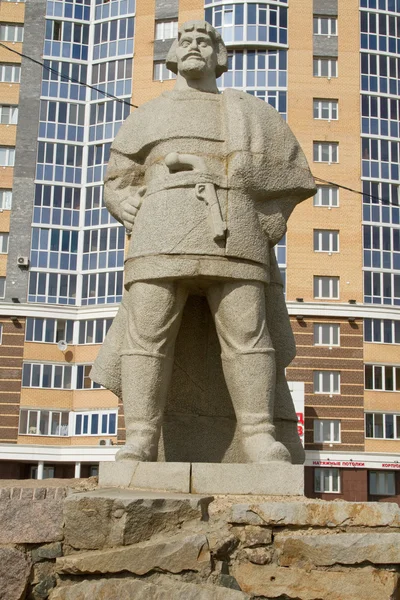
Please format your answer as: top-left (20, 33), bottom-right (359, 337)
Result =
top-left (99, 461), bottom-right (191, 493)
top-left (99, 461), bottom-right (304, 495)
top-left (191, 463), bottom-right (304, 495)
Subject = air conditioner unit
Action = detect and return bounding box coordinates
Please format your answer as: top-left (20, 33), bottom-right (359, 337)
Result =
top-left (98, 439), bottom-right (113, 446)
top-left (17, 256), bottom-right (29, 267)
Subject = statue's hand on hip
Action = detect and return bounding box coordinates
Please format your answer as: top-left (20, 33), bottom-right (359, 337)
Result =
top-left (120, 186), bottom-right (146, 234)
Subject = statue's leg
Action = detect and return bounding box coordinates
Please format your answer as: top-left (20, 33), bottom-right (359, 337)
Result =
top-left (207, 281), bottom-right (291, 463)
top-left (117, 280), bottom-right (188, 462)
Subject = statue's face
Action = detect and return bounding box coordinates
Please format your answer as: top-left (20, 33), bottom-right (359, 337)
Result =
top-left (175, 28), bottom-right (218, 80)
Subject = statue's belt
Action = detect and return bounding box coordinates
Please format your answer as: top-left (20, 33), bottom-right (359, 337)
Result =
top-left (144, 173), bottom-right (228, 198)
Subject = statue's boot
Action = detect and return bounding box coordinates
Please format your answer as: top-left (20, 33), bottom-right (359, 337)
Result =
top-left (116, 353), bottom-right (173, 462)
top-left (221, 351), bottom-right (291, 463)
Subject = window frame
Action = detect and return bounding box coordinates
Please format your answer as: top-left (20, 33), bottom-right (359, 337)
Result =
top-left (18, 408), bottom-right (70, 437)
top-left (313, 16), bottom-right (338, 36)
top-left (369, 471), bottom-right (396, 496)
top-left (365, 412), bottom-right (400, 440)
top-left (313, 419), bottom-right (341, 443)
top-left (313, 186), bottom-right (339, 208)
top-left (313, 323), bottom-right (340, 346)
top-left (313, 57), bottom-right (338, 78)
top-left (313, 276), bottom-right (340, 299)
top-left (313, 142), bottom-right (339, 164)
top-left (73, 410), bottom-right (117, 436)
top-left (364, 364), bottom-right (400, 392)
top-left (313, 229), bottom-right (339, 253)
top-left (155, 19), bottom-right (178, 41)
top-left (314, 467), bottom-right (341, 493)
top-left (313, 98), bottom-right (338, 121)
top-left (313, 370), bottom-right (341, 394)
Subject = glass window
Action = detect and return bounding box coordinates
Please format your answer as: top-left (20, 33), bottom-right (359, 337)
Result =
top-left (314, 468), bottom-right (340, 493)
top-left (74, 410), bottom-right (118, 436)
top-left (313, 17), bottom-right (337, 36)
top-left (313, 142), bottom-right (339, 163)
top-left (313, 419), bottom-right (341, 443)
top-left (0, 277), bottom-right (5, 298)
top-left (313, 186), bottom-right (339, 208)
top-left (314, 371), bottom-right (340, 394)
top-left (365, 365), bottom-right (400, 391)
top-left (314, 323), bottom-right (340, 346)
top-left (369, 471), bottom-right (395, 496)
top-left (0, 106), bottom-right (18, 125)
top-left (364, 319), bottom-right (400, 344)
top-left (0, 147), bottom-right (15, 166)
top-left (153, 61), bottom-right (176, 81)
top-left (313, 57), bottom-right (337, 78)
top-left (0, 189), bottom-right (12, 210)
top-left (313, 99), bottom-right (338, 120)
top-left (0, 232), bottom-right (8, 253)
top-left (314, 276), bottom-right (340, 299)
top-left (0, 24), bottom-right (24, 42)
top-left (155, 20), bottom-right (178, 40)
top-left (314, 230), bottom-right (339, 252)
top-left (19, 408), bottom-right (69, 436)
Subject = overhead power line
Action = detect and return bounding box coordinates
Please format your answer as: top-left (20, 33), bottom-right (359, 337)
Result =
top-left (0, 43), bottom-right (399, 208)
top-left (0, 42), bottom-right (138, 108)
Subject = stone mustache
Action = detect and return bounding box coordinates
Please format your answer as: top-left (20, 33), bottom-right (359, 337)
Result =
top-left (91, 20), bottom-right (316, 464)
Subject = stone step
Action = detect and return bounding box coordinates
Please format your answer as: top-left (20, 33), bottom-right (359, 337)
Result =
top-left (49, 577), bottom-right (250, 599)
top-left (230, 499), bottom-right (400, 528)
top-left (64, 489), bottom-right (213, 550)
top-left (275, 532), bottom-right (400, 566)
top-left (231, 563), bottom-right (400, 600)
top-left (57, 532), bottom-right (210, 576)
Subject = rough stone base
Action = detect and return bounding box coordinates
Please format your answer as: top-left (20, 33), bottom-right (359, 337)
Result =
top-left (99, 461), bottom-right (304, 495)
top-left (2, 481), bottom-right (400, 600)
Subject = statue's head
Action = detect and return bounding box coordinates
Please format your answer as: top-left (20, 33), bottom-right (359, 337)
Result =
top-left (166, 20), bottom-right (228, 81)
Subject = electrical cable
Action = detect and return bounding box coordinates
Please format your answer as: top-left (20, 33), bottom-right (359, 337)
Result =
top-left (0, 42), bottom-right (138, 108)
top-left (0, 44), bottom-right (399, 207)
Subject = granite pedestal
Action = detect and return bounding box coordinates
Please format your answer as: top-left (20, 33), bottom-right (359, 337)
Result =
top-left (99, 461), bottom-right (304, 495)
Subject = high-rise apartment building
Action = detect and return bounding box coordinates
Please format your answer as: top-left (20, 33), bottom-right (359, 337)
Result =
top-left (0, 0), bottom-right (399, 502)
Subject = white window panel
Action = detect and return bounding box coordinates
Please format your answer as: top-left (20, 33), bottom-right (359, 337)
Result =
top-left (0, 323), bottom-right (2, 344)
top-left (0, 232), bottom-right (8, 253)
top-left (73, 410), bottom-right (117, 436)
top-left (313, 142), bottom-right (338, 163)
top-left (314, 276), bottom-right (340, 299)
top-left (76, 364), bottom-right (101, 389)
top-left (19, 408), bottom-right (69, 436)
top-left (314, 323), bottom-right (340, 346)
top-left (369, 471), bottom-right (395, 496)
top-left (313, 419), bottom-right (341, 443)
top-left (0, 147), bottom-right (15, 166)
top-left (313, 17), bottom-right (337, 36)
top-left (155, 20), bottom-right (178, 40)
top-left (0, 277), bottom-right (5, 298)
top-left (22, 363), bottom-right (72, 389)
top-left (314, 468), bottom-right (340, 493)
top-left (314, 186), bottom-right (339, 208)
top-left (0, 105), bottom-right (18, 125)
top-left (313, 57), bottom-right (337, 78)
top-left (313, 99), bottom-right (338, 120)
top-left (364, 364), bottom-right (400, 391)
top-left (0, 64), bottom-right (20, 83)
top-left (0, 24), bottom-right (24, 42)
top-left (78, 318), bottom-right (113, 344)
top-left (25, 318), bottom-right (74, 344)
top-left (365, 412), bottom-right (400, 439)
top-left (314, 371), bottom-right (340, 394)
top-left (314, 230), bottom-right (339, 253)
top-left (153, 61), bottom-right (176, 81)
top-left (364, 319), bottom-right (400, 344)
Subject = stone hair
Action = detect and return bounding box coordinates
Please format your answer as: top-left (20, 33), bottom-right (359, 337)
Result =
top-left (166, 20), bottom-right (228, 78)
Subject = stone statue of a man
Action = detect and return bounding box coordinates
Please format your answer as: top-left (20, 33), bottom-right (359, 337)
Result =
top-left (91, 20), bottom-right (316, 463)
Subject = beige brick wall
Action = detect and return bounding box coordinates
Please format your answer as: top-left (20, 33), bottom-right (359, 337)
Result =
top-left (0, 43), bottom-right (22, 64)
top-left (0, 124), bottom-right (16, 146)
top-left (364, 391), bottom-right (400, 413)
top-left (286, 0), bottom-right (362, 303)
top-left (364, 343), bottom-right (400, 365)
top-left (0, 83), bottom-right (19, 105)
top-left (20, 389), bottom-right (74, 410)
top-left (0, 2), bottom-right (25, 23)
top-left (72, 389), bottom-right (118, 410)
top-left (365, 439), bottom-right (400, 454)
